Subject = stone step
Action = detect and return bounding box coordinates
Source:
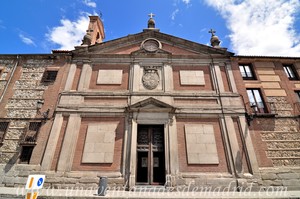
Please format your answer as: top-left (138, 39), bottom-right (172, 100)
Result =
top-left (264, 140), bottom-right (300, 142)
top-left (132, 185), bottom-right (168, 192)
top-left (260, 131), bottom-right (300, 133)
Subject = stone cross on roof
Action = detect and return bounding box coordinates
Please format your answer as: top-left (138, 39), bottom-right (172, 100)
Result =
top-left (209, 29), bottom-right (216, 36)
top-left (148, 13), bottom-right (155, 19)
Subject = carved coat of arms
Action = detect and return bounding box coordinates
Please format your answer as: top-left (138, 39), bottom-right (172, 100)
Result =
top-left (142, 66), bottom-right (160, 90)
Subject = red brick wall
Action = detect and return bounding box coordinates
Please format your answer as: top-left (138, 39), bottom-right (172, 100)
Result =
top-left (107, 44), bottom-right (139, 54)
top-left (32, 61), bottom-right (69, 164)
top-left (176, 118), bottom-right (229, 172)
top-left (0, 61), bottom-right (22, 118)
top-left (163, 44), bottom-right (198, 55)
top-left (220, 65), bottom-right (231, 92)
top-left (71, 117), bottom-right (125, 171)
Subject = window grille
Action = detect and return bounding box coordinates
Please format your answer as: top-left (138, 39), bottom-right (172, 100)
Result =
top-left (0, 122), bottom-right (9, 143)
top-left (41, 71), bottom-right (58, 82)
top-left (19, 146), bottom-right (34, 164)
top-left (21, 122), bottom-right (41, 144)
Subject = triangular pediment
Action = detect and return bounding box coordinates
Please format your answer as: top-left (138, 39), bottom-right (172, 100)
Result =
top-left (73, 30), bottom-right (234, 57)
top-left (130, 47), bottom-right (172, 56)
top-left (128, 97), bottom-right (175, 112)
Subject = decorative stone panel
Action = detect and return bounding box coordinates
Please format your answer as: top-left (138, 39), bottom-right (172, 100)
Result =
top-left (261, 132), bottom-right (300, 140)
top-left (15, 80), bottom-right (39, 89)
top-left (23, 59), bottom-right (53, 67)
top-left (184, 124), bottom-right (219, 164)
top-left (9, 121), bottom-right (27, 128)
top-left (7, 99), bottom-right (37, 108)
top-left (20, 72), bottom-right (44, 81)
top-left (5, 128), bottom-right (24, 139)
top-left (180, 70), bottom-right (205, 85)
top-left (267, 97), bottom-right (293, 116)
top-left (82, 123), bottom-right (118, 163)
top-left (60, 96), bottom-right (84, 105)
top-left (0, 81), bottom-right (6, 90)
top-left (97, 70), bottom-right (123, 84)
top-left (12, 90), bottom-right (44, 99)
top-left (1, 72), bottom-right (8, 80)
top-left (6, 109), bottom-right (36, 118)
top-left (1, 140), bottom-right (19, 152)
top-left (22, 67), bottom-right (45, 73)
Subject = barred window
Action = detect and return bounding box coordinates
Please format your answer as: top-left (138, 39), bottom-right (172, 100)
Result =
top-left (42, 70), bottom-right (58, 83)
top-left (0, 122), bottom-right (9, 143)
top-left (19, 146), bottom-right (34, 164)
top-left (21, 122), bottom-right (41, 144)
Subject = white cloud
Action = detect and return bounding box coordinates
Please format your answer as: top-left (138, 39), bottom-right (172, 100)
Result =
top-left (46, 14), bottom-right (89, 50)
top-left (83, 0), bottom-right (97, 8)
top-left (171, 9), bottom-right (179, 20)
top-left (182, 0), bottom-right (191, 5)
top-left (204, 0), bottom-right (300, 56)
top-left (19, 34), bottom-right (36, 46)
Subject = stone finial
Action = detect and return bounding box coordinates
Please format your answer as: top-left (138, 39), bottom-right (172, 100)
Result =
top-left (209, 28), bottom-right (220, 48)
top-left (81, 32), bottom-right (92, 46)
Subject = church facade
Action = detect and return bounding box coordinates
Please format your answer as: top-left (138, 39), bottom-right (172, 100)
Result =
top-left (0, 15), bottom-right (299, 191)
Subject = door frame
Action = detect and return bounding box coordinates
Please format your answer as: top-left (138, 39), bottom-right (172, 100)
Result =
top-left (128, 115), bottom-right (171, 188)
top-left (136, 125), bottom-right (165, 185)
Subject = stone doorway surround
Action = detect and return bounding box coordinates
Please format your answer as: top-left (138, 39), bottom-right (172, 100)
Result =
top-left (125, 97), bottom-right (178, 188)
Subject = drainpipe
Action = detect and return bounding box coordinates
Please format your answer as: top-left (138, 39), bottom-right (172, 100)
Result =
top-left (0, 55), bottom-right (19, 104)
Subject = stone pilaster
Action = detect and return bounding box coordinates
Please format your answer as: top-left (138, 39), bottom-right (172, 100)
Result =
top-left (78, 63), bottom-right (92, 91)
top-left (224, 116), bottom-right (242, 175)
top-left (57, 114), bottom-right (81, 171)
top-left (164, 63), bottom-right (174, 92)
top-left (168, 115), bottom-right (179, 182)
top-left (64, 63), bottom-right (77, 91)
top-left (129, 120), bottom-right (137, 188)
top-left (214, 64), bottom-right (225, 92)
top-left (41, 114), bottom-right (63, 171)
top-left (225, 62), bottom-right (238, 93)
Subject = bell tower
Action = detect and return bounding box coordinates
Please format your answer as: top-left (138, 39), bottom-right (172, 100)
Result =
top-left (81, 16), bottom-right (105, 46)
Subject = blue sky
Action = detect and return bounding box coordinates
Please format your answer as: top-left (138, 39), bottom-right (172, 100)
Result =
top-left (0, 0), bottom-right (300, 56)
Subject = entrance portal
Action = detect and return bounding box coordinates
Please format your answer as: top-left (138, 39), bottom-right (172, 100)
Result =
top-left (136, 125), bottom-right (165, 185)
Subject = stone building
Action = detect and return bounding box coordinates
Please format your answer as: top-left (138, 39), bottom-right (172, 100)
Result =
top-left (231, 56), bottom-right (300, 190)
top-left (0, 15), bottom-right (299, 191)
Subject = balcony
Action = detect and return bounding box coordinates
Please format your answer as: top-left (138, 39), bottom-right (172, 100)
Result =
top-left (20, 132), bottom-right (38, 145)
top-left (20, 122), bottom-right (41, 145)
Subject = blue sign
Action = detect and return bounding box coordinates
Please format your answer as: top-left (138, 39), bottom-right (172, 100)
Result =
top-left (37, 178), bottom-right (43, 187)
